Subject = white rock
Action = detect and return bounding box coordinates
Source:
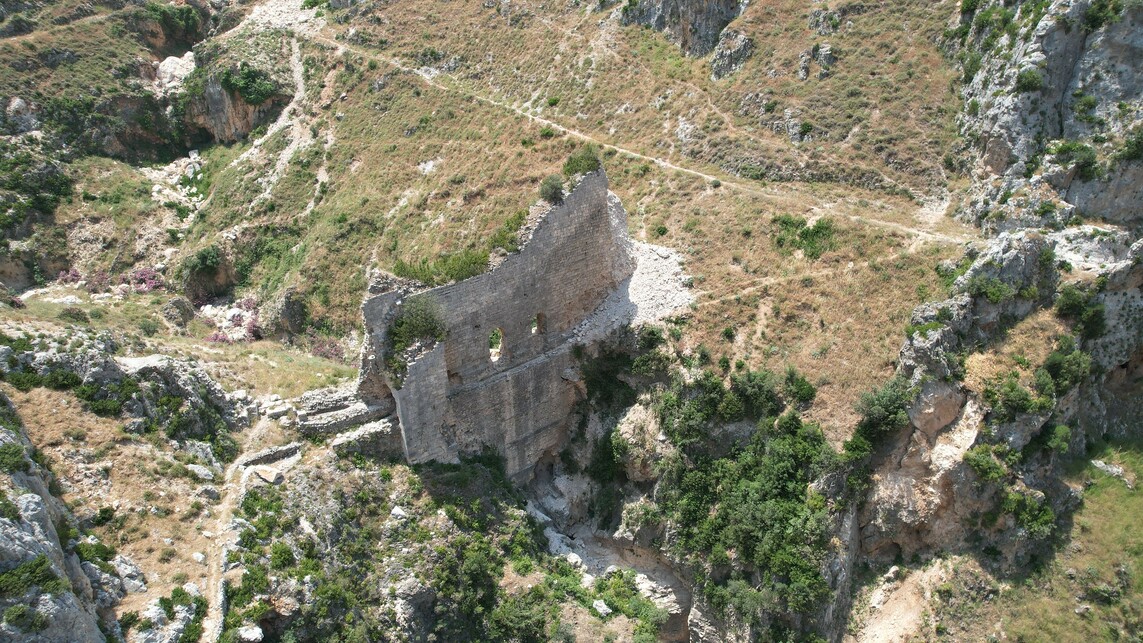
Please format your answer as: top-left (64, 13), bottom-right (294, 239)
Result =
top-left (390, 506), bottom-right (408, 520)
top-left (192, 552), bottom-right (206, 564)
top-left (186, 464), bottom-right (215, 481)
top-left (237, 625), bottom-right (265, 642)
top-left (591, 599), bottom-right (613, 617)
top-left (252, 466), bottom-right (284, 485)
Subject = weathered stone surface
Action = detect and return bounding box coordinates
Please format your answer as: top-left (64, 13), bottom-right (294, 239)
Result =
top-left (161, 296), bottom-right (195, 327)
top-left (236, 442), bottom-right (301, 467)
top-left (710, 29), bottom-right (753, 80)
top-left (184, 73), bottom-right (286, 143)
top-left (619, 0), bottom-right (744, 56)
top-left (907, 380), bottom-right (966, 439)
top-left (959, 1), bottom-right (1143, 226)
top-left (330, 419), bottom-right (403, 460)
top-left (359, 170), bottom-right (636, 481)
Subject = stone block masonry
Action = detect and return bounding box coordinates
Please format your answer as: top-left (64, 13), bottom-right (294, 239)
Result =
top-left (357, 169), bottom-right (636, 480)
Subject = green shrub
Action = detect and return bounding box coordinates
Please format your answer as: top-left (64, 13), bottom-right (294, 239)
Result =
top-left (270, 542), bottom-right (296, 570)
top-left (1117, 126), bottom-right (1143, 161)
top-left (1082, 0), bottom-right (1123, 31)
top-left (1055, 284), bottom-right (1105, 338)
top-left (0, 443), bottom-right (28, 473)
top-left (1002, 491), bottom-right (1055, 539)
top-left (1051, 140), bottom-right (1099, 180)
top-left (1014, 69), bottom-right (1044, 92)
top-left (57, 307), bottom-right (89, 324)
top-left (964, 445), bottom-right (1007, 482)
top-left (0, 555), bottom-right (68, 598)
top-left (1042, 340), bottom-right (1092, 392)
top-left (3, 370), bottom-right (43, 392)
top-left (386, 296), bottom-right (446, 375)
top-left (539, 174), bottom-right (564, 203)
top-left (0, 494), bottom-right (18, 521)
top-left (1047, 424), bottom-right (1071, 452)
top-left (393, 249), bottom-right (489, 286)
top-left (844, 375), bottom-right (914, 458)
top-left (772, 214), bottom-right (835, 260)
top-left (3, 604), bottom-right (47, 632)
top-left (784, 367), bottom-right (816, 405)
top-left (220, 64), bottom-right (277, 105)
top-left (42, 370), bottom-right (81, 390)
top-left (966, 275), bottom-right (1015, 303)
top-left (563, 145), bottom-right (601, 177)
top-left (983, 373), bottom-right (1052, 422)
top-left (75, 541), bottom-right (116, 574)
top-left (138, 319), bottom-right (160, 336)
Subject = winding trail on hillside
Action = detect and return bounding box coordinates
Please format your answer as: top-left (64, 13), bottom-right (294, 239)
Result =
top-left (313, 32), bottom-right (976, 247)
top-left (199, 418), bottom-right (277, 641)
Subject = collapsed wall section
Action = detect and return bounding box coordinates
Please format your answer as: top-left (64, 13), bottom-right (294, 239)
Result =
top-left (358, 170), bottom-right (635, 480)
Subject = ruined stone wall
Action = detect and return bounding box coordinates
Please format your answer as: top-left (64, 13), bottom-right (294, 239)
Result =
top-left (358, 170), bottom-right (635, 479)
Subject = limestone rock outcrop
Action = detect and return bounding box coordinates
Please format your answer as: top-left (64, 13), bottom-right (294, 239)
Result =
top-left (0, 393), bottom-right (119, 642)
top-left (619, 0), bottom-right (745, 57)
top-left (957, 0), bottom-right (1143, 227)
top-left (710, 29), bottom-right (754, 79)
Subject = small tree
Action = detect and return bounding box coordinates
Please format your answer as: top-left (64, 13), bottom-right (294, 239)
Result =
top-left (539, 175), bottom-right (564, 204)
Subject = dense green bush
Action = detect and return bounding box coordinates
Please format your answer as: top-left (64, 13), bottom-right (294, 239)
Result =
top-left (3, 604), bottom-right (47, 632)
top-left (965, 275), bottom-right (1015, 304)
top-left (0, 494), bottom-right (18, 521)
top-left (1014, 69), bottom-right (1044, 93)
top-left (220, 64), bottom-right (277, 105)
top-left (772, 215), bottom-right (835, 260)
top-left (1082, 0), bottom-right (1123, 31)
top-left (1002, 491), bottom-right (1055, 539)
top-left (1055, 284), bottom-right (1106, 339)
top-left (562, 145), bottom-right (601, 177)
top-left (784, 367), bottom-right (816, 405)
top-left (964, 445), bottom-right (1007, 482)
top-left (1047, 424), bottom-right (1071, 453)
top-left (385, 296), bottom-right (446, 376)
top-left (144, 2), bottom-right (202, 35)
top-left (842, 375), bottom-right (914, 459)
top-left (0, 555), bottom-right (67, 598)
top-left (0, 443), bottom-right (28, 474)
top-left (661, 411), bottom-right (835, 616)
top-left (1051, 140), bottom-right (1099, 181)
top-left (539, 174), bottom-right (564, 204)
top-left (1118, 126), bottom-right (1143, 161)
top-left (393, 249), bottom-right (488, 285)
top-left (1041, 337), bottom-right (1092, 392)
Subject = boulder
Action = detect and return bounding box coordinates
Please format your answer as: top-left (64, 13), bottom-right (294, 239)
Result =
top-left (709, 30), bottom-right (754, 80)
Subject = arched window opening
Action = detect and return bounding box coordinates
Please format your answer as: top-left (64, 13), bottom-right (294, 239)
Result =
top-left (532, 313), bottom-right (546, 335)
top-left (489, 328), bottom-right (504, 362)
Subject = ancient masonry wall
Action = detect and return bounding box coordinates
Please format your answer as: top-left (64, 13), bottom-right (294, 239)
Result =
top-left (357, 170), bottom-right (635, 480)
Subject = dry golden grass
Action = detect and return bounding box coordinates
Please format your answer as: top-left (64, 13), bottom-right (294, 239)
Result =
top-left (330, 0), bottom-right (961, 194)
top-left (2, 385), bottom-right (219, 615)
top-left (963, 309), bottom-right (1069, 397)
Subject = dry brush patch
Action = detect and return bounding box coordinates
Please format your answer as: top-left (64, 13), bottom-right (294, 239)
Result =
top-left (2, 386), bottom-right (219, 615)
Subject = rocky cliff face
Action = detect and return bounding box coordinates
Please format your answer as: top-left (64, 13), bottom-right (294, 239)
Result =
top-left (861, 223), bottom-right (1143, 557)
top-left (0, 392), bottom-right (117, 642)
top-left (956, 0), bottom-right (1143, 230)
top-left (619, 0), bottom-right (746, 56)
